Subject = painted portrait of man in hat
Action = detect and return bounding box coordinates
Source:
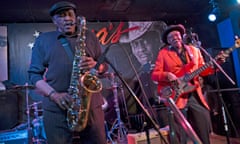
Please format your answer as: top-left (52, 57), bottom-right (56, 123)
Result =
top-left (120, 21), bottom-right (167, 73)
top-left (104, 21), bottom-right (168, 130)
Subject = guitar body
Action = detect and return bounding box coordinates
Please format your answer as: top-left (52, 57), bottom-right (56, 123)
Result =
top-left (173, 78), bottom-right (196, 101)
top-left (159, 77), bottom-right (196, 102)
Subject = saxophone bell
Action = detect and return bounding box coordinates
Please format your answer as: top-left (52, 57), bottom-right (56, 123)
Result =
top-left (80, 71), bottom-right (103, 93)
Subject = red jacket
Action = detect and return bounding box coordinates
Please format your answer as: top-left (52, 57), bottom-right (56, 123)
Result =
top-left (151, 44), bottom-right (215, 109)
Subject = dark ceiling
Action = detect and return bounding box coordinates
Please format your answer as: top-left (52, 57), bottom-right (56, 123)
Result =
top-left (0, 0), bottom-right (238, 24)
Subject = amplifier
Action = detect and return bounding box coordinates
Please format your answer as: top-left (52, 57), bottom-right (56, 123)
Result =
top-left (0, 129), bottom-right (30, 144)
top-left (127, 128), bottom-right (169, 144)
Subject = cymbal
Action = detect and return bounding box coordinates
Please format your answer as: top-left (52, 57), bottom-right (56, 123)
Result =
top-left (12, 85), bottom-right (35, 90)
top-left (0, 85), bottom-right (35, 94)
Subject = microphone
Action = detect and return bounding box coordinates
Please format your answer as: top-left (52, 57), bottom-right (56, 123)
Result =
top-left (63, 21), bottom-right (76, 26)
top-left (183, 28), bottom-right (201, 47)
top-left (183, 28), bottom-right (193, 44)
top-left (94, 44), bottom-right (111, 70)
top-left (70, 22), bottom-right (77, 26)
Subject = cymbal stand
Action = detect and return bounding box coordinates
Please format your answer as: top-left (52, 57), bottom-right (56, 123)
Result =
top-left (104, 57), bottom-right (168, 144)
top-left (30, 102), bottom-right (47, 144)
top-left (108, 73), bottom-right (128, 144)
top-left (119, 84), bottom-right (131, 129)
top-left (25, 83), bottom-right (31, 130)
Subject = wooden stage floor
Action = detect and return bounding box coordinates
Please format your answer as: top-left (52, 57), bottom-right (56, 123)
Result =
top-left (208, 134), bottom-right (240, 144)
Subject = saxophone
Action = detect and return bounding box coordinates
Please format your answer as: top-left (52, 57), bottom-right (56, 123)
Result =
top-left (67, 16), bottom-right (103, 132)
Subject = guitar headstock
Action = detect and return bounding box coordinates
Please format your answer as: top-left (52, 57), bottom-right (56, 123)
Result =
top-left (235, 36), bottom-right (240, 49)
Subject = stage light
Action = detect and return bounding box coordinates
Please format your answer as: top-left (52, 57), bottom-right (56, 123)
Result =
top-left (208, 13), bottom-right (217, 22)
top-left (208, 7), bottom-right (220, 22)
top-left (208, 0), bottom-right (220, 22)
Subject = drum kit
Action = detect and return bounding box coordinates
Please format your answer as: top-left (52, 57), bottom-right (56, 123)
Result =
top-left (100, 72), bottom-right (129, 144)
top-left (0, 83), bottom-right (47, 144)
top-left (0, 73), bottom-right (129, 144)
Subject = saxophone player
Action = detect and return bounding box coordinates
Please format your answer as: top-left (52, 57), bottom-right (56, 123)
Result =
top-left (28, 1), bottom-right (108, 144)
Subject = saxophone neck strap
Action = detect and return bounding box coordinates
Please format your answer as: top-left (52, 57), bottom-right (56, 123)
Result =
top-left (58, 37), bottom-right (74, 62)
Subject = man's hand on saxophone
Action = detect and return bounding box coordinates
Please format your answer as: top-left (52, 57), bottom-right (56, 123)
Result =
top-left (79, 55), bottom-right (108, 74)
top-left (78, 56), bottom-right (97, 71)
top-left (49, 91), bottom-right (71, 110)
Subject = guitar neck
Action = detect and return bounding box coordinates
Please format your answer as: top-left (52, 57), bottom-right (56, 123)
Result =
top-left (184, 46), bottom-right (236, 82)
top-left (184, 62), bottom-right (212, 81)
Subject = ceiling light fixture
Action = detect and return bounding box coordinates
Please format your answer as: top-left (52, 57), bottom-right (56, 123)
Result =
top-left (208, 0), bottom-right (220, 22)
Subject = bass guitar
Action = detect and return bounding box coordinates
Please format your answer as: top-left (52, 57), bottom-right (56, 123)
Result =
top-left (159, 37), bottom-right (240, 102)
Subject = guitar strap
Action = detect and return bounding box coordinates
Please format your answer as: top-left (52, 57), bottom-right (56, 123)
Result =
top-left (179, 51), bottom-right (188, 64)
top-left (172, 46), bottom-right (188, 64)
top-left (179, 45), bottom-right (195, 64)
top-left (184, 45), bottom-right (194, 60)
top-left (58, 36), bottom-right (74, 62)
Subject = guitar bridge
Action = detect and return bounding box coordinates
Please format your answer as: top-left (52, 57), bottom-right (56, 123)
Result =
top-left (159, 86), bottom-right (173, 98)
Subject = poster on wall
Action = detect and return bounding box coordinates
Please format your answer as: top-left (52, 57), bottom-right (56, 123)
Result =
top-left (88, 21), bottom-right (167, 116)
top-left (0, 26), bottom-right (8, 81)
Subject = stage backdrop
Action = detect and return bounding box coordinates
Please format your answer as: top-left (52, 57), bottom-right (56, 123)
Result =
top-left (7, 21), bottom-right (166, 102)
top-left (5, 21), bottom-right (238, 130)
top-left (6, 21), bottom-right (169, 129)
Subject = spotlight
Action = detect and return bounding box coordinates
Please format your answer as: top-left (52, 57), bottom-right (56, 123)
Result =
top-left (208, 0), bottom-right (220, 22)
top-left (208, 7), bottom-right (220, 22)
top-left (208, 13), bottom-right (217, 22)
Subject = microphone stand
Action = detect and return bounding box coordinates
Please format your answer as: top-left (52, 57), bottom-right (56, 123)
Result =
top-left (215, 71), bottom-right (231, 144)
top-left (192, 37), bottom-right (236, 144)
top-left (196, 43), bottom-right (235, 85)
top-left (104, 57), bottom-right (168, 144)
top-left (145, 124), bottom-right (151, 144)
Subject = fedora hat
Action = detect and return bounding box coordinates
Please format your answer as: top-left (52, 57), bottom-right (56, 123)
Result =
top-left (119, 22), bottom-right (153, 43)
top-left (49, 1), bottom-right (76, 16)
top-left (161, 24), bottom-right (185, 44)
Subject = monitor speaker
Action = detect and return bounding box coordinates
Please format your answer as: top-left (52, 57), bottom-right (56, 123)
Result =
top-left (0, 129), bottom-right (30, 144)
top-left (127, 129), bottom-right (169, 144)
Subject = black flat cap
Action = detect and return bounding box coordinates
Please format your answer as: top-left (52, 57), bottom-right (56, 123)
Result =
top-left (162, 24), bottom-right (185, 44)
top-left (49, 1), bottom-right (76, 16)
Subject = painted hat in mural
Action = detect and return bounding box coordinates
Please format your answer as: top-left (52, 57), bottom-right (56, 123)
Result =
top-left (161, 24), bottom-right (185, 44)
top-left (119, 22), bottom-right (153, 43)
top-left (49, 1), bottom-right (76, 16)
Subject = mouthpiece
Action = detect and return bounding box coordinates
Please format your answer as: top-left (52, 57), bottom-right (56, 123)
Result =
top-left (64, 21), bottom-right (76, 26)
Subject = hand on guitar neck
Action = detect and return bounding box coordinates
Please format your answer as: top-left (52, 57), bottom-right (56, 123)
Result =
top-left (215, 50), bottom-right (229, 64)
top-left (160, 36), bottom-right (240, 102)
